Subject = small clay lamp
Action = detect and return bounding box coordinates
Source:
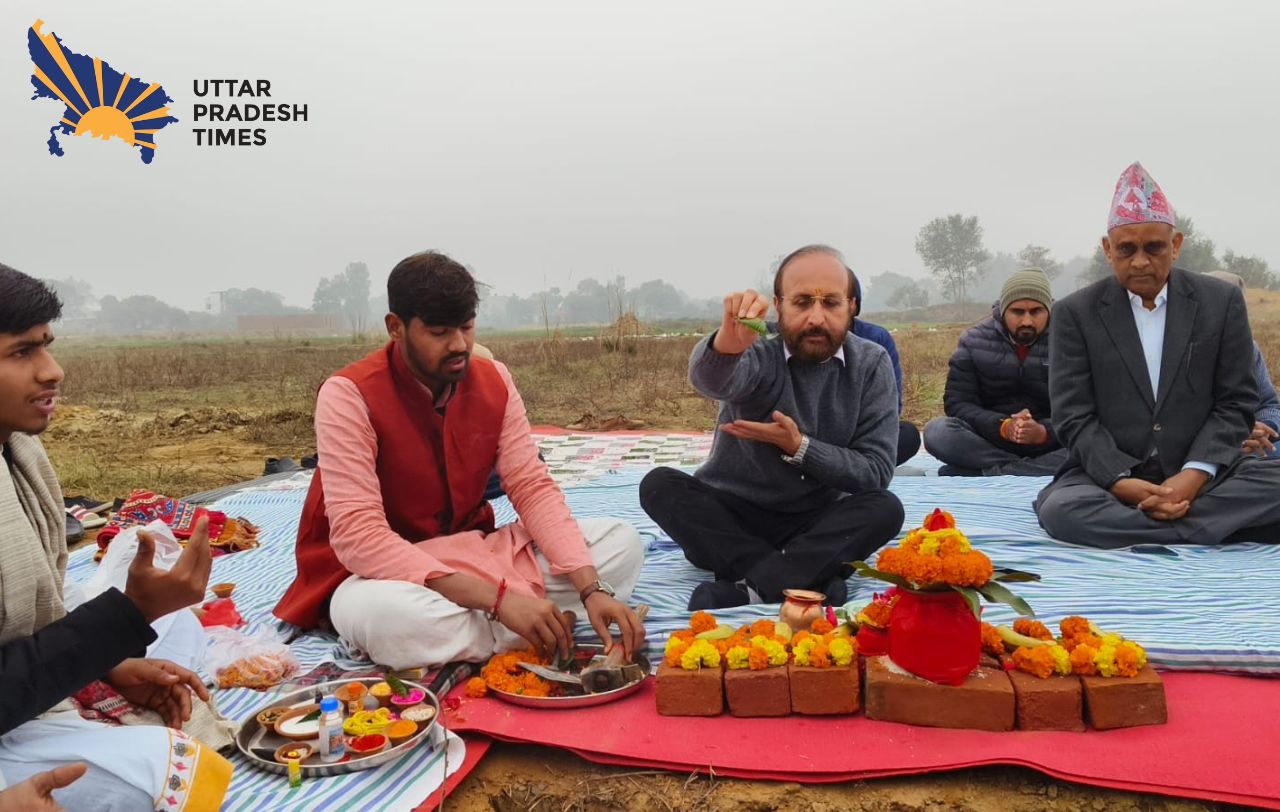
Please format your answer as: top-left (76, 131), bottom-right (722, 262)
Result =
top-left (211, 582), bottom-right (236, 599)
top-left (274, 742), bottom-right (313, 765)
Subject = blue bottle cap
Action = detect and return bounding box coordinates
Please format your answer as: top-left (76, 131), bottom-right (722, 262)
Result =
top-left (320, 696), bottom-right (339, 713)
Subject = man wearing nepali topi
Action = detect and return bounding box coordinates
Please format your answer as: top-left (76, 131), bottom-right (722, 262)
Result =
top-left (641, 245), bottom-right (905, 611)
top-left (275, 252), bottom-right (646, 669)
top-left (1034, 162), bottom-right (1280, 548)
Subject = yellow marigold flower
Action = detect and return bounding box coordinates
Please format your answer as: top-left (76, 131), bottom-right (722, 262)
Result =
top-left (726, 645), bottom-right (751, 670)
top-left (792, 637), bottom-right (815, 667)
top-left (1100, 632), bottom-right (1124, 647)
top-left (680, 639), bottom-right (720, 670)
top-left (1049, 645), bottom-right (1072, 676)
top-left (829, 637), bottom-right (855, 667)
top-left (758, 638), bottom-right (787, 667)
top-left (1094, 644), bottom-right (1118, 678)
top-left (918, 536), bottom-right (941, 557)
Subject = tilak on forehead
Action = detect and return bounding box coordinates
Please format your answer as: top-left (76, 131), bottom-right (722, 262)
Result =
top-left (1108, 162), bottom-right (1176, 231)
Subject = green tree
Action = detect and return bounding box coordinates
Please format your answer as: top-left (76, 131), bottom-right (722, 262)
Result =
top-left (1221, 250), bottom-right (1278, 290)
top-left (40, 278), bottom-right (94, 319)
top-left (915, 214), bottom-right (990, 305)
top-left (222, 288), bottom-right (286, 315)
top-left (1016, 245), bottom-right (1063, 280)
top-left (312, 262), bottom-right (372, 332)
top-left (887, 279), bottom-right (930, 309)
top-left (1079, 245), bottom-right (1113, 286)
top-left (1173, 214), bottom-right (1220, 273)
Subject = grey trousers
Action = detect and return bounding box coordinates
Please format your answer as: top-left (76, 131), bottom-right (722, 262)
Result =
top-left (923, 416), bottom-right (1068, 476)
top-left (1034, 458), bottom-right (1280, 549)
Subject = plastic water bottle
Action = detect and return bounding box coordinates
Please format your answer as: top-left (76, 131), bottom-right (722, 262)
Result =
top-left (317, 696), bottom-right (345, 763)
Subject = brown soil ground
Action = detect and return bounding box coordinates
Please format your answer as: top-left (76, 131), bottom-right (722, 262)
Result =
top-left (43, 303), bottom-right (1280, 811)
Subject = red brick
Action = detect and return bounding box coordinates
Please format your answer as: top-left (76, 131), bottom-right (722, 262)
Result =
top-left (788, 665), bottom-right (860, 715)
top-left (1081, 666), bottom-right (1167, 730)
top-left (1008, 670), bottom-right (1085, 732)
top-left (655, 662), bottom-right (723, 716)
top-left (724, 667), bottom-right (791, 717)
top-left (864, 656), bottom-right (1014, 731)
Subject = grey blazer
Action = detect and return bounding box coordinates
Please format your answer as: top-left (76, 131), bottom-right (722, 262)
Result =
top-left (1043, 268), bottom-right (1256, 490)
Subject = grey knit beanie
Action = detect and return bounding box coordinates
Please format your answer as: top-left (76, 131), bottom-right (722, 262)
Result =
top-left (1000, 268), bottom-right (1053, 315)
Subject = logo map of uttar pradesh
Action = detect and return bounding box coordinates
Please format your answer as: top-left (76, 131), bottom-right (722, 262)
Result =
top-left (27, 20), bottom-right (177, 164)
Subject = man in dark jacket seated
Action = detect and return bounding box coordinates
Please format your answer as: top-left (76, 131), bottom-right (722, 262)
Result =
top-left (923, 268), bottom-right (1068, 476)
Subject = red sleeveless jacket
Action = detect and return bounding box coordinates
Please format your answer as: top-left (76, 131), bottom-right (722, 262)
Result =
top-left (273, 342), bottom-right (508, 629)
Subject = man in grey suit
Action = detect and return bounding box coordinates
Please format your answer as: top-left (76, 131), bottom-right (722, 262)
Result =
top-left (1034, 162), bottom-right (1280, 549)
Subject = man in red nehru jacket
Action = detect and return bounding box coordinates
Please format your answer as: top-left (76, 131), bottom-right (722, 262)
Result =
top-left (275, 252), bottom-right (645, 669)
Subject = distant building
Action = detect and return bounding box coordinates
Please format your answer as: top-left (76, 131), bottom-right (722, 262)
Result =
top-left (236, 313), bottom-right (344, 334)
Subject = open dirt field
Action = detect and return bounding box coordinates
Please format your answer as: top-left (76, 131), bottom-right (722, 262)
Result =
top-left (42, 291), bottom-right (1280, 810)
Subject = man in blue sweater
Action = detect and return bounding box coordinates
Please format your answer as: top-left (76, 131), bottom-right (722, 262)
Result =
top-left (640, 245), bottom-right (905, 610)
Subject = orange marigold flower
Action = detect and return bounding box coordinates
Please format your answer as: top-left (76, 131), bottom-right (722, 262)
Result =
top-left (810, 618), bottom-right (834, 635)
top-left (748, 647), bottom-right (770, 671)
top-left (689, 611), bottom-right (717, 634)
top-left (1014, 618), bottom-right (1053, 641)
top-left (809, 643), bottom-right (831, 669)
top-left (664, 639), bottom-right (690, 667)
top-left (671, 629), bottom-right (695, 643)
top-left (1069, 643), bottom-right (1099, 676)
top-left (1012, 646), bottom-right (1055, 679)
top-left (791, 630), bottom-right (811, 646)
top-left (1060, 616), bottom-right (1092, 641)
top-left (1063, 632), bottom-right (1103, 653)
top-left (750, 619), bottom-right (776, 638)
top-left (1114, 644), bottom-right (1141, 678)
top-left (980, 622), bottom-right (1006, 657)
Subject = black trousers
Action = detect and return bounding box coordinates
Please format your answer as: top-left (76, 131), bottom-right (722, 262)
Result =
top-left (896, 420), bottom-right (921, 466)
top-left (639, 467), bottom-right (905, 601)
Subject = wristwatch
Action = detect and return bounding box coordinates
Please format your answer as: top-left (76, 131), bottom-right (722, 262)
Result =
top-left (781, 435), bottom-right (810, 467)
top-left (579, 579), bottom-right (616, 603)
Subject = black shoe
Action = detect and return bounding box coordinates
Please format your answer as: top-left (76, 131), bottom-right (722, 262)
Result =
top-left (938, 464), bottom-right (981, 477)
top-left (823, 575), bottom-right (848, 607)
top-left (64, 495), bottom-right (111, 513)
top-left (264, 457), bottom-right (300, 476)
top-left (688, 579), bottom-right (750, 611)
top-left (301, 454), bottom-right (318, 469)
top-left (65, 513), bottom-right (84, 544)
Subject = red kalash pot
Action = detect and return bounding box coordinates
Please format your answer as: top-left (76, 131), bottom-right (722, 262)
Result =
top-left (887, 587), bottom-right (980, 686)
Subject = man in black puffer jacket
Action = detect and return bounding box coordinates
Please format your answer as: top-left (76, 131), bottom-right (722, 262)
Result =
top-left (923, 268), bottom-right (1069, 476)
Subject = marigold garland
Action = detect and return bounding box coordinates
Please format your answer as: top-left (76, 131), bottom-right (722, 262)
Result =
top-left (875, 526), bottom-right (993, 589)
top-left (477, 647), bottom-right (559, 697)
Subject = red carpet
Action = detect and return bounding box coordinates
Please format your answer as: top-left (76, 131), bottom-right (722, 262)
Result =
top-left (444, 672), bottom-right (1280, 809)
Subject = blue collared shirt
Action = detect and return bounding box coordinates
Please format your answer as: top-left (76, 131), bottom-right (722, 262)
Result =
top-left (1127, 284), bottom-right (1217, 478)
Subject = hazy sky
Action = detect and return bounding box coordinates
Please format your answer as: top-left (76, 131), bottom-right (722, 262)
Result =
top-left (3, 1), bottom-right (1280, 311)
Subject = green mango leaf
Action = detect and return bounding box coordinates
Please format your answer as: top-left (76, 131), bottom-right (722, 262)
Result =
top-left (385, 673), bottom-right (410, 698)
top-left (850, 561), bottom-right (910, 589)
top-left (300, 709), bottom-right (321, 723)
top-left (737, 317), bottom-right (769, 336)
top-left (991, 567), bottom-right (1041, 583)
top-left (977, 581), bottom-right (1036, 616)
top-left (954, 586), bottom-right (982, 619)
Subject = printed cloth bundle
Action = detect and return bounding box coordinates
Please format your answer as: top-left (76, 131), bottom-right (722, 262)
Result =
top-left (95, 489), bottom-right (260, 561)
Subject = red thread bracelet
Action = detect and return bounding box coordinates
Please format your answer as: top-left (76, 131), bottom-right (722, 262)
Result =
top-left (487, 578), bottom-right (508, 621)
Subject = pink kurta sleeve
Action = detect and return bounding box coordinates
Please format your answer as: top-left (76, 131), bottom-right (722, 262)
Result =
top-left (315, 376), bottom-right (457, 585)
top-left (491, 362), bottom-right (594, 574)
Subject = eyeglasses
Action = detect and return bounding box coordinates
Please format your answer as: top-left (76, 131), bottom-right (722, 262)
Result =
top-left (786, 295), bottom-right (849, 312)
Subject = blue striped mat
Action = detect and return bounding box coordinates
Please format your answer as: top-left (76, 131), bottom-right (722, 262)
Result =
top-left (61, 450), bottom-right (1280, 805)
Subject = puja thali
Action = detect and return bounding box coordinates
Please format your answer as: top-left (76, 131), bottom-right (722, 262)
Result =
top-left (489, 644), bottom-right (652, 709)
top-left (235, 677), bottom-right (441, 777)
